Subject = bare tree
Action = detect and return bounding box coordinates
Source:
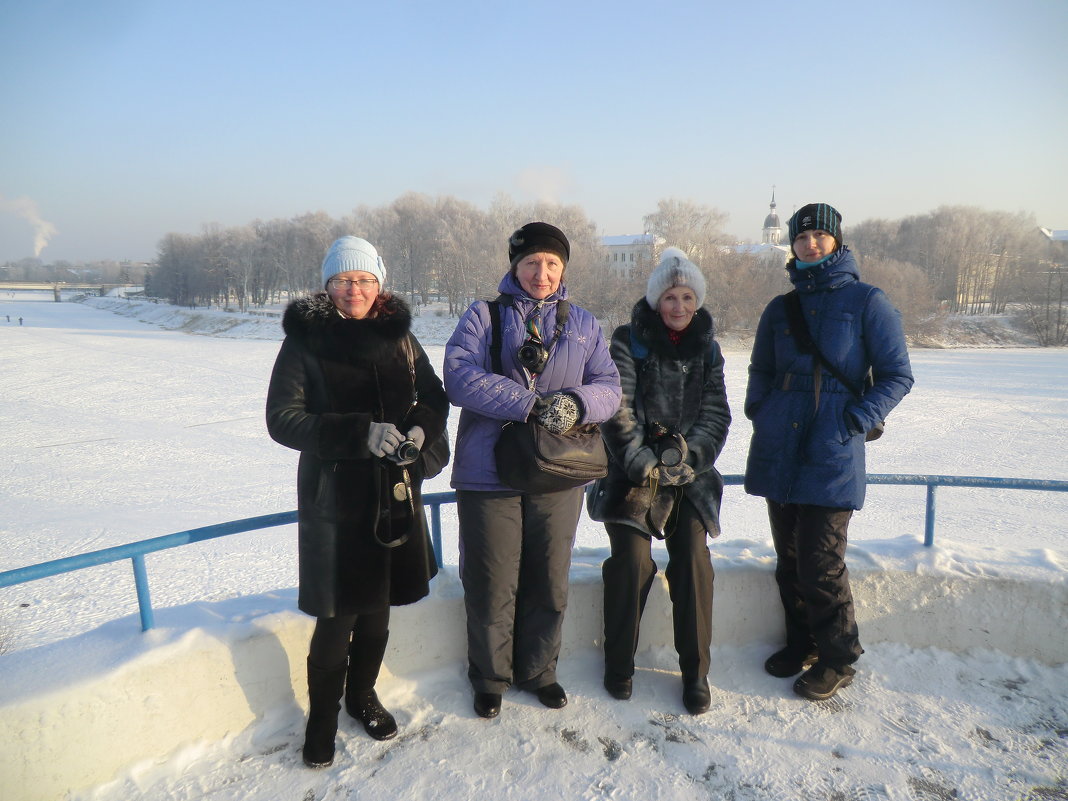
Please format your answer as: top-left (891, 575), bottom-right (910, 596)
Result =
top-left (642, 198), bottom-right (731, 259)
top-left (1018, 231), bottom-right (1068, 346)
top-left (857, 256), bottom-right (941, 340)
top-left (705, 251), bottom-right (791, 334)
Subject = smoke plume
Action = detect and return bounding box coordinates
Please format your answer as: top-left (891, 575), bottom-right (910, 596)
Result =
top-left (0, 194), bottom-right (58, 257)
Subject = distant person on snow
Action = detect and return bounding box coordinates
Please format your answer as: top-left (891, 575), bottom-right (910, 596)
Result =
top-left (266, 236), bottom-right (449, 768)
top-left (744, 203), bottom-right (913, 701)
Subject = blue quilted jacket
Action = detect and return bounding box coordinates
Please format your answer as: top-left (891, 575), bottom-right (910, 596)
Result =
top-left (444, 272), bottom-right (622, 492)
top-left (743, 247), bottom-right (913, 509)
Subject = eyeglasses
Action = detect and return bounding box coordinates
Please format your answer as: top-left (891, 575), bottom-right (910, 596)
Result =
top-left (328, 277), bottom-right (379, 290)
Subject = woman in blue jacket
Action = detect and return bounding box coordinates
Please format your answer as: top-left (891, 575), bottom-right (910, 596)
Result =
top-left (744, 203), bottom-right (913, 701)
top-left (445, 222), bottom-right (621, 719)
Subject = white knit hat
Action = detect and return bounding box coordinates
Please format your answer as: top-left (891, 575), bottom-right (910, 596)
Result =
top-left (321, 236), bottom-right (386, 289)
top-left (645, 247), bottom-right (706, 310)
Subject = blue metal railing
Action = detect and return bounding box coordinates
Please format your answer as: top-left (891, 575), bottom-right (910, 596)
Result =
top-left (1, 476), bottom-right (1065, 633)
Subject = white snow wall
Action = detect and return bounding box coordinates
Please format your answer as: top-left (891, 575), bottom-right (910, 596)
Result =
top-left (1, 562), bottom-right (1065, 801)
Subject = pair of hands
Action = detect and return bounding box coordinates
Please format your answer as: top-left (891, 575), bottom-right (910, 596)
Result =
top-left (367, 423), bottom-right (425, 464)
top-left (627, 450), bottom-right (695, 486)
top-left (654, 462), bottom-right (695, 486)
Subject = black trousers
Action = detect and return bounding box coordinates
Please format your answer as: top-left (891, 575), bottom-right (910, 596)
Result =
top-left (308, 608), bottom-right (391, 669)
top-left (766, 501), bottom-right (862, 667)
top-left (602, 498), bottom-right (714, 680)
top-left (457, 488), bottom-right (584, 694)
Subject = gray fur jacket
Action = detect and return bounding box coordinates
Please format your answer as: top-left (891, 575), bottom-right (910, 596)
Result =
top-left (587, 300), bottom-right (731, 538)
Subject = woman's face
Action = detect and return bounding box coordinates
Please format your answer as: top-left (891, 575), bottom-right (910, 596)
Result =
top-left (658, 286), bottom-right (698, 332)
top-left (515, 252), bottom-right (565, 300)
top-left (326, 270), bottom-right (380, 319)
top-left (792, 230), bottom-right (838, 263)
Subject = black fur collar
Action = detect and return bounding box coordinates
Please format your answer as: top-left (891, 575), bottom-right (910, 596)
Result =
top-left (630, 298), bottom-right (714, 360)
top-left (281, 292), bottom-right (412, 362)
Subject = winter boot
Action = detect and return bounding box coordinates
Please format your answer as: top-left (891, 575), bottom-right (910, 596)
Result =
top-left (604, 672), bottom-right (633, 701)
top-left (302, 658), bottom-right (347, 768)
top-left (793, 662), bottom-right (856, 701)
top-left (345, 634), bottom-right (398, 741)
top-left (682, 674), bottom-right (711, 715)
top-left (764, 646), bottom-right (819, 678)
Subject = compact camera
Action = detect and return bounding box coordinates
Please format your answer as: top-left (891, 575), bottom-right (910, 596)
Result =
top-left (648, 422), bottom-right (687, 467)
top-left (517, 338), bottom-right (549, 373)
top-left (388, 439), bottom-right (420, 464)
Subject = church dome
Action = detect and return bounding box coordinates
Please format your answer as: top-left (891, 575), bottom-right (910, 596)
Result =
top-left (763, 211), bottom-right (780, 229)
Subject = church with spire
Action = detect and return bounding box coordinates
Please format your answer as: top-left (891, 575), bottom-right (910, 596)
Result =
top-left (734, 188), bottom-right (790, 263)
top-left (762, 188), bottom-right (783, 245)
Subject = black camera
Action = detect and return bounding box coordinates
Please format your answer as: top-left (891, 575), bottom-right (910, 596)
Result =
top-left (648, 422), bottom-right (687, 467)
top-left (517, 338), bottom-right (549, 373)
top-left (388, 439), bottom-right (420, 464)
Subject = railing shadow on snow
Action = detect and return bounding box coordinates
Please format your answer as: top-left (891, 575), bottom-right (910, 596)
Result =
top-left (1, 474), bottom-right (1065, 634)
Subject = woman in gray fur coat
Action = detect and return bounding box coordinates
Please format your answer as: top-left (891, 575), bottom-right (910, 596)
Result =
top-left (587, 247), bottom-right (731, 715)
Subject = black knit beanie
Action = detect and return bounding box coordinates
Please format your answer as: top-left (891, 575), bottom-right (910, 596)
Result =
top-left (788, 203), bottom-right (843, 248)
top-left (508, 222), bottom-right (570, 269)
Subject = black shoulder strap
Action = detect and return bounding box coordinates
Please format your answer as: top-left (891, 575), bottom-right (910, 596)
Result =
top-left (555, 299), bottom-right (571, 332)
top-left (783, 290), bottom-right (863, 398)
top-left (487, 295), bottom-right (570, 377)
top-left (487, 298), bottom-right (504, 376)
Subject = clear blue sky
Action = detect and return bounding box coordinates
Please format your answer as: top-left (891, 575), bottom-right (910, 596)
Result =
top-left (1, 0), bottom-right (1065, 263)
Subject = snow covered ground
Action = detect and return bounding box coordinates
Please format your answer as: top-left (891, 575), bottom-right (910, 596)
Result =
top-left (1, 291), bottom-right (1066, 801)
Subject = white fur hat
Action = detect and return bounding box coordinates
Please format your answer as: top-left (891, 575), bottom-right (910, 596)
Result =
top-left (321, 236), bottom-right (386, 289)
top-left (645, 247), bottom-right (706, 310)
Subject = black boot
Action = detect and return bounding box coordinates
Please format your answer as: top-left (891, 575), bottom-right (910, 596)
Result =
top-left (604, 672), bottom-right (633, 701)
top-left (682, 674), bottom-right (711, 715)
top-left (764, 646), bottom-right (819, 678)
top-left (793, 662), bottom-right (855, 701)
top-left (345, 634), bottom-right (398, 740)
top-left (303, 658), bottom-right (347, 768)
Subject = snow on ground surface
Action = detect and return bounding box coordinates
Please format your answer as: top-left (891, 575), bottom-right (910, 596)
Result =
top-left (2, 290), bottom-right (1067, 800)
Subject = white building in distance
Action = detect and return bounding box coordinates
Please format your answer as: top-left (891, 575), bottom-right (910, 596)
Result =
top-left (600, 233), bottom-right (663, 279)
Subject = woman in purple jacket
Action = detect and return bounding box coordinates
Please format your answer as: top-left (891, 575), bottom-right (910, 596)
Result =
top-left (444, 222), bottom-right (621, 719)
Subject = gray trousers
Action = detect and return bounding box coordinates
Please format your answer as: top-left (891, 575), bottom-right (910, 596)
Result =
top-left (457, 488), bottom-right (584, 694)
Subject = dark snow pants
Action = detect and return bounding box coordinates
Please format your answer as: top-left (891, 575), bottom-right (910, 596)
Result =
top-left (767, 501), bottom-right (862, 667)
top-left (602, 498), bottom-right (714, 681)
top-left (457, 488), bottom-right (584, 694)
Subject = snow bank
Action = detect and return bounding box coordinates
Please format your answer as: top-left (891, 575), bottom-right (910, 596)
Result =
top-left (1, 554), bottom-right (1064, 801)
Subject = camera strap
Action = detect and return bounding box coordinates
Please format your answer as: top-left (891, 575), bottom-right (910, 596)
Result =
top-left (487, 296), bottom-right (570, 377)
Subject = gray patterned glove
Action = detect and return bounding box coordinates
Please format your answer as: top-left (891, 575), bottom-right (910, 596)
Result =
top-left (534, 393), bottom-right (580, 434)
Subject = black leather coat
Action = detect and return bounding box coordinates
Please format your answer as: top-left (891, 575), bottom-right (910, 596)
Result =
top-left (266, 294), bottom-right (448, 617)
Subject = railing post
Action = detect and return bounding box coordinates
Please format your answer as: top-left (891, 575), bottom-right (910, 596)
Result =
top-left (924, 484), bottom-right (937, 548)
top-left (430, 502), bottom-right (444, 569)
top-left (131, 555), bottom-right (155, 631)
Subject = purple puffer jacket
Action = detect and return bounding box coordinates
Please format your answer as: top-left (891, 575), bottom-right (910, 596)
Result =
top-left (445, 273), bottom-right (622, 492)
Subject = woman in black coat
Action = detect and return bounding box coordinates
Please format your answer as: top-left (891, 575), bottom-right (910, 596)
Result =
top-left (266, 236), bottom-right (448, 768)
top-left (588, 247), bottom-right (731, 715)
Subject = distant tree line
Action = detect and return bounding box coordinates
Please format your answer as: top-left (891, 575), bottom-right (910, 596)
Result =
top-left (142, 194), bottom-right (797, 337)
top-left (0, 258), bottom-right (148, 286)
top-left (849, 207), bottom-right (1067, 345)
top-left (6, 196), bottom-right (1065, 345)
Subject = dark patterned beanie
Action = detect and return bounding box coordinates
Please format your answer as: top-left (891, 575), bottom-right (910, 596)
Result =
top-left (788, 203), bottom-right (843, 247)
